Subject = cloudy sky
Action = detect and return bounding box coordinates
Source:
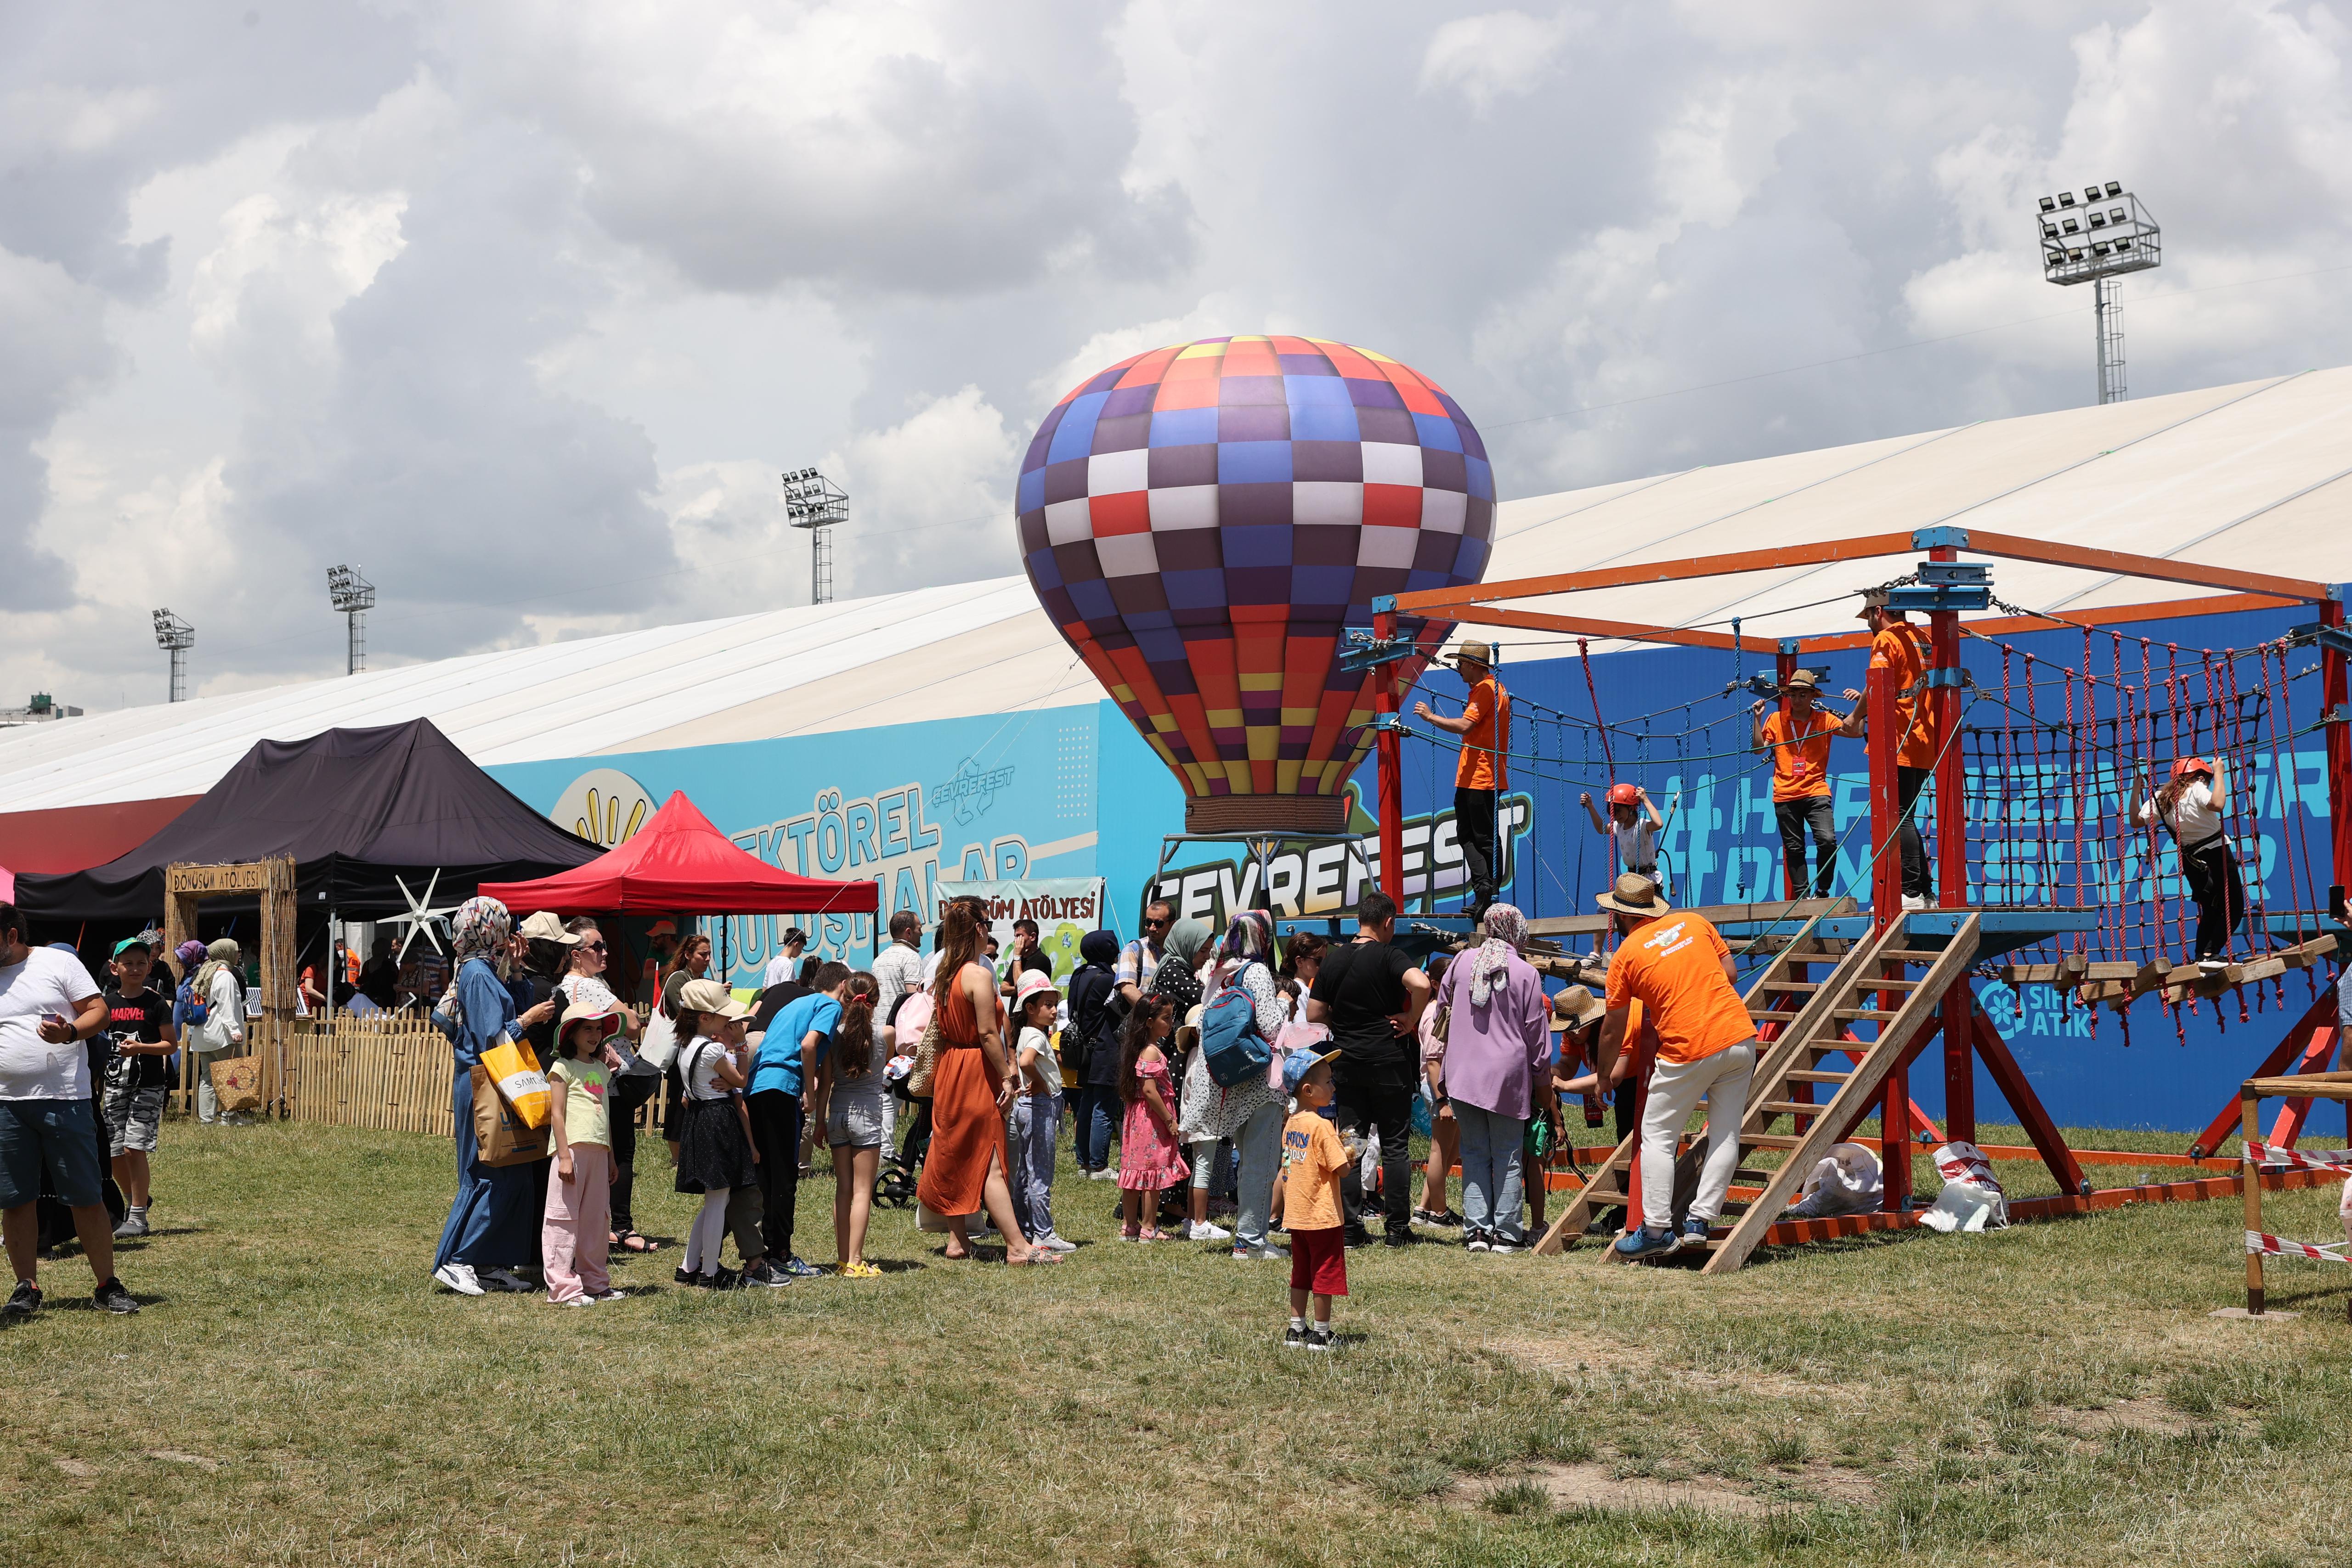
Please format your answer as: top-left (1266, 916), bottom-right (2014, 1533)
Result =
top-left (6, 0), bottom-right (2351, 708)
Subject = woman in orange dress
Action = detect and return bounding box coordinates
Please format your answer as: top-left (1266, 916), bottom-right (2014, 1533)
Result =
top-left (915, 902), bottom-right (1063, 1264)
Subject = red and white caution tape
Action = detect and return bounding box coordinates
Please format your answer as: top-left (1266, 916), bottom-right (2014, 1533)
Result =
top-left (2246, 1230), bottom-right (2352, 1263)
top-left (2241, 1142), bottom-right (2352, 1174)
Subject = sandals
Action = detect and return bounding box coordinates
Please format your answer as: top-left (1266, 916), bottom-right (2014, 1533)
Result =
top-left (613, 1230), bottom-right (660, 1254)
top-left (1008, 1248), bottom-right (1065, 1265)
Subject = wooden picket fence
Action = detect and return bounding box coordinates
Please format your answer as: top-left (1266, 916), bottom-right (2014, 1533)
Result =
top-left (280, 1015), bottom-right (457, 1136)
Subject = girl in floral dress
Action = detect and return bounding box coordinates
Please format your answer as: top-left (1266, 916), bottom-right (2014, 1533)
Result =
top-left (1117, 994), bottom-right (1189, 1241)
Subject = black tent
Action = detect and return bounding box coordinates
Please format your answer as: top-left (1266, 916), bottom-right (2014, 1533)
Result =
top-left (18, 720), bottom-right (603, 922)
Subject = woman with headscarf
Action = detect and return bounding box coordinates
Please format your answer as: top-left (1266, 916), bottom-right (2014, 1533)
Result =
top-left (1191, 909), bottom-right (1289, 1259)
top-left (431, 897), bottom-right (548, 1297)
top-left (1153, 919), bottom-right (1214, 1232)
top-left (1065, 930), bottom-right (1124, 1179)
top-left (187, 938), bottom-right (247, 1125)
top-left (1430, 904), bottom-right (1554, 1252)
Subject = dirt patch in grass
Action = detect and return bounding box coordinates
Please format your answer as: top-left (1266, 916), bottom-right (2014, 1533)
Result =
top-left (1489, 1333), bottom-right (1857, 1403)
top-left (1463, 1456), bottom-right (1877, 1517)
top-left (2047, 1397), bottom-right (2200, 1439)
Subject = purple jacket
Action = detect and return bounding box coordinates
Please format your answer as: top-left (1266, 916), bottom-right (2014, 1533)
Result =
top-left (1438, 952), bottom-right (1551, 1121)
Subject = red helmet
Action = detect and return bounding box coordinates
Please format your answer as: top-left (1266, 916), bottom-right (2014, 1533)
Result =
top-left (2171, 756), bottom-right (2213, 781)
top-left (1606, 783), bottom-right (1640, 807)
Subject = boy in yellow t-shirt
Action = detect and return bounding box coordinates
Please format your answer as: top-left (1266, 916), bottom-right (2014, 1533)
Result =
top-left (1280, 1047), bottom-right (1354, 1351)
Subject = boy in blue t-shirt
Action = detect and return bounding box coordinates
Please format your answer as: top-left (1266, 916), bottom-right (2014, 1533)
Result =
top-left (744, 960), bottom-right (848, 1278)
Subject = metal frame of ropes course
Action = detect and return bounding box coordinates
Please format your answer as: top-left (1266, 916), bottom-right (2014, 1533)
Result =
top-left (1353, 526), bottom-right (2352, 1279)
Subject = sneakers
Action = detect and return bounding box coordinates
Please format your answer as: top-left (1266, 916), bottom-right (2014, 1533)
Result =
top-left (1087, 1168), bottom-right (1119, 1181)
top-left (1034, 1234), bottom-right (1078, 1253)
top-left (431, 1263), bottom-right (486, 1297)
top-left (1302, 1325), bottom-right (1336, 1352)
top-left (1232, 1243), bottom-right (1288, 1260)
top-left (1900, 893), bottom-right (1929, 912)
top-left (479, 1267), bottom-right (533, 1293)
top-left (1413, 1207), bottom-right (1463, 1228)
top-left (673, 1266), bottom-right (699, 1286)
top-left (1464, 1232), bottom-right (1491, 1253)
top-left (559, 1295), bottom-right (596, 1307)
top-left (740, 1259), bottom-right (791, 1288)
top-left (93, 1278), bottom-right (140, 1314)
top-left (1187, 1220), bottom-right (1232, 1242)
top-left (2198, 956), bottom-right (2229, 974)
top-left (1382, 1228), bottom-right (1419, 1249)
top-left (1342, 1225), bottom-right (1374, 1250)
top-left (113, 1209), bottom-right (150, 1239)
top-left (1283, 1322), bottom-right (1310, 1349)
top-left (588, 1288), bottom-right (628, 1302)
top-left (699, 1266), bottom-right (742, 1290)
top-left (1489, 1239), bottom-right (1519, 1256)
top-left (777, 1255), bottom-right (822, 1279)
top-left (3, 1280), bottom-right (41, 1319)
top-left (1675, 1217), bottom-right (1713, 1252)
top-left (1613, 1226), bottom-right (1677, 1260)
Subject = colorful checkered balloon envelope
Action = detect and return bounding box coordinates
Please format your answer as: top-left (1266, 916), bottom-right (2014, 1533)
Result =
top-left (1017, 335), bottom-right (1492, 833)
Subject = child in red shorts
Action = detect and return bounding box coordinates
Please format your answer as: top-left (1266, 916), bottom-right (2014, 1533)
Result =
top-left (1280, 1046), bottom-right (1354, 1351)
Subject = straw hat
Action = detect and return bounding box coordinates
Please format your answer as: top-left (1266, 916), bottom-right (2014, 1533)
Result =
top-left (1593, 871), bottom-right (1671, 919)
top-left (677, 977), bottom-right (752, 1021)
top-left (1453, 640), bottom-right (1494, 669)
top-left (1552, 985), bottom-right (1605, 1028)
top-left (1783, 668), bottom-right (1821, 691)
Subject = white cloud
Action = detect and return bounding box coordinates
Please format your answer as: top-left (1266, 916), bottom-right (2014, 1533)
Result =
top-left (1419, 10), bottom-right (1574, 114)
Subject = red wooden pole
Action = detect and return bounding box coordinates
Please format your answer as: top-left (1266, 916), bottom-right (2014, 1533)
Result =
top-left (2184, 991), bottom-right (2335, 1159)
top-left (1866, 623), bottom-right (1911, 1207)
top-left (2323, 594), bottom-right (2351, 908)
top-left (1374, 610), bottom-right (1405, 905)
top-left (1929, 545), bottom-right (1974, 1145)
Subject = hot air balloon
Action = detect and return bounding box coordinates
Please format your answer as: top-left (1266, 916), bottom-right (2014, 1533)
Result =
top-left (1016, 335), bottom-right (1493, 833)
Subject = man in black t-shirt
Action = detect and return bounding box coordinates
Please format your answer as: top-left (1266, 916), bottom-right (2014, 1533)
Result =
top-left (100, 936), bottom-right (177, 1238)
top-left (1306, 891), bottom-right (1431, 1247)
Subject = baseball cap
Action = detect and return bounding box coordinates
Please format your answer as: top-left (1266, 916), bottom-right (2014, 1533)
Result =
top-left (1281, 1044), bottom-right (1340, 1096)
top-left (111, 936), bottom-right (153, 958)
top-left (518, 911), bottom-right (580, 946)
top-left (645, 919), bottom-right (678, 938)
top-left (677, 976), bottom-right (752, 1021)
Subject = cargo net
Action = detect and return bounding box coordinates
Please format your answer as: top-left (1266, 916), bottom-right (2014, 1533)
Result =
top-left (1958, 619), bottom-right (2331, 1046)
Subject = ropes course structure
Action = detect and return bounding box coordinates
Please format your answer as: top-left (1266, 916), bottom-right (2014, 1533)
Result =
top-left (1350, 525), bottom-right (2352, 1275)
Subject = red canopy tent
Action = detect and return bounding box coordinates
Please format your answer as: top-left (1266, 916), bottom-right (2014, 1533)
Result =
top-left (478, 791), bottom-right (875, 915)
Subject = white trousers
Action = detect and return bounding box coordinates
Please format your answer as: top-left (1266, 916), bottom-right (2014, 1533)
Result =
top-left (1638, 1041), bottom-right (1757, 1228)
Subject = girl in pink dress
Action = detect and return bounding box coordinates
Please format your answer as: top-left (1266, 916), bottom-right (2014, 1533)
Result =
top-left (1117, 994), bottom-right (1189, 1241)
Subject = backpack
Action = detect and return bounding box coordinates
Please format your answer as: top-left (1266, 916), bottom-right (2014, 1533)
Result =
top-left (1199, 962), bottom-right (1273, 1089)
top-left (175, 977), bottom-right (209, 1030)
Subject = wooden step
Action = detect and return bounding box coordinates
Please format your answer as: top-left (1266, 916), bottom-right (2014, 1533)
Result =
top-left (1858, 976), bottom-right (1922, 990)
top-left (1753, 980), bottom-right (1820, 993)
top-left (1732, 1168), bottom-right (1777, 1184)
top-left (1759, 1100), bottom-right (1828, 1116)
top-left (1785, 1069), bottom-right (1849, 1083)
top-left (1878, 948), bottom-right (1948, 963)
top-left (1831, 1007), bottom-right (1906, 1022)
top-left (1738, 1133), bottom-right (1806, 1150)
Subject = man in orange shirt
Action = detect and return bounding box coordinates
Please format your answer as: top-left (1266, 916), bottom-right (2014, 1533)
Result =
top-left (1414, 640), bottom-right (1509, 920)
top-left (1859, 598), bottom-right (1940, 909)
top-left (1594, 874), bottom-right (1758, 1260)
top-left (1748, 670), bottom-right (1865, 899)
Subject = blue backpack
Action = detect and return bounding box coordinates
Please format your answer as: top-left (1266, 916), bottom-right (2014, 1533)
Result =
top-left (1199, 963), bottom-right (1273, 1089)
top-left (175, 977), bottom-right (209, 1030)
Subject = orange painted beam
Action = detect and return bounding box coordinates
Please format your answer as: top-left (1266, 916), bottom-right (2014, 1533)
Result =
top-left (1441, 603), bottom-right (1744, 654)
top-left (1394, 530), bottom-right (1920, 614)
top-left (1793, 592), bottom-right (2310, 654)
top-left (1956, 530), bottom-right (2327, 603)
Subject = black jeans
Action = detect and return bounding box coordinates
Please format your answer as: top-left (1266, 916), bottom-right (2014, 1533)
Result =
top-left (1775, 796), bottom-right (1837, 899)
top-left (2182, 837), bottom-right (2247, 959)
top-left (746, 1089), bottom-right (803, 1263)
top-left (1895, 765), bottom-right (1932, 899)
top-left (1454, 785), bottom-right (1499, 906)
top-left (1332, 1065), bottom-right (1416, 1235)
top-left (607, 1071), bottom-right (657, 1233)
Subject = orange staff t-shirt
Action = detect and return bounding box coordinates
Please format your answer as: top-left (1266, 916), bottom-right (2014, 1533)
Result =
top-left (1455, 676), bottom-right (1510, 790)
top-left (1761, 708), bottom-right (1839, 801)
top-left (1871, 621), bottom-right (1939, 769)
top-left (1603, 912), bottom-right (1755, 1066)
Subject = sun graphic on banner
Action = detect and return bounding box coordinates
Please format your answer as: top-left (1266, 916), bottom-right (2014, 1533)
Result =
top-left (551, 768), bottom-right (656, 848)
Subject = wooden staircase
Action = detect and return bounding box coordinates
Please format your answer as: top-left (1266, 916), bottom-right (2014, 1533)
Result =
top-left (1533, 912), bottom-right (1982, 1275)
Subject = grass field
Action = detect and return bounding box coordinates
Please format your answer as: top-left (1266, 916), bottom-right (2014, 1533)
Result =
top-left (5, 1114), bottom-right (2351, 1568)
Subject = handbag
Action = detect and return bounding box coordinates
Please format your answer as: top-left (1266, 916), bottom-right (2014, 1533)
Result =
top-left (470, 1064), bottom-right (549, 1167)
top-left (208, 1054), bottom-right (263, 1113)
top-left (478, 1032), bottom-right (551, 1129)
top-left (904, 1009), bottom-right (944, 1100)
top-left (637, 1005), bottom-right (681, 1074)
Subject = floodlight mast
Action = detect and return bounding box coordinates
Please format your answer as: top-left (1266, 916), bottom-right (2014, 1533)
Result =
top-left (151, 609), bottom-right (194, 703)
top-left (781, 467), bottom-right (849, 605)
top-left (326, 564), bottom-right (376, 675)
top-left (2034, 179), bottom-right (2160, 405)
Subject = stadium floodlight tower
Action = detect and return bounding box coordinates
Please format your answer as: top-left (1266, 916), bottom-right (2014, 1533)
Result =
top-left (782, 467), bottom-right (849, 605)
top-left (2035, 178), bottom-right (2161, 405)
top-left (152, 609), bottom-right (194, 703)
top-left (326, 564), bottom-right (376, 675)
